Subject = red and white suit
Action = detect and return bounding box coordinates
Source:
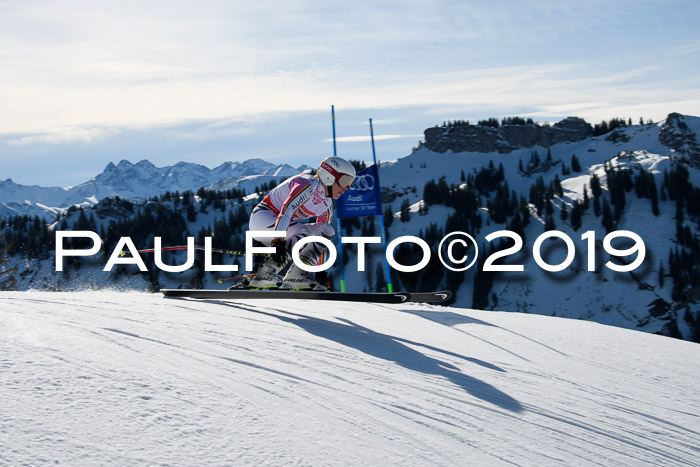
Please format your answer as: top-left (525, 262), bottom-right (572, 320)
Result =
top-left (249, 174), bottom-right (335, 265)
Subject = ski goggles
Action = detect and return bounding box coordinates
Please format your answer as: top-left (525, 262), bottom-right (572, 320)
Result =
top-left (336, 174), bottom-right (356, 188)
top-left (321, 162), bottom-right (356, 188)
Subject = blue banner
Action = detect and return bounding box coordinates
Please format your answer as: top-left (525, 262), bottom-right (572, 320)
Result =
top-left (336, 164), bottom-right (382, 218)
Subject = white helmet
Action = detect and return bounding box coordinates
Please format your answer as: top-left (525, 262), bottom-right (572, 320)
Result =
top-left (318, 156), bottom-right (356, 188)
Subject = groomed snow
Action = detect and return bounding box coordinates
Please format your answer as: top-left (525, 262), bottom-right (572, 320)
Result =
top-left (2, 291), bottom-right (699, 466)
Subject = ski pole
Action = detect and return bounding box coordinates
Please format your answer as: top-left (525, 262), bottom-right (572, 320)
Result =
top-left (217, 273), bottom-right (255, 284)
top-left (120, 245), bottom-right (264, 257)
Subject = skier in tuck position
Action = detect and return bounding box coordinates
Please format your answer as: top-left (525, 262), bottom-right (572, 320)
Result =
top-left (247, 156), bottom-right (356, 290)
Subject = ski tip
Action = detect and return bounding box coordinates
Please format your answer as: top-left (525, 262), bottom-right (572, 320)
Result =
top-left (435, 290), bottom-right (452, 301)
top-left (407, 290), bottom-right (453, 303)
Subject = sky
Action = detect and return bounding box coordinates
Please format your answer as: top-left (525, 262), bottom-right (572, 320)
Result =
top-left (1, 0), bottom-right (699, 187)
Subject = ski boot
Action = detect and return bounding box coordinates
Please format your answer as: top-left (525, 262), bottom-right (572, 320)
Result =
top-left (281, 259), bottom-right (328, 291)
top-left (249, 255), bottom-right (285, 289)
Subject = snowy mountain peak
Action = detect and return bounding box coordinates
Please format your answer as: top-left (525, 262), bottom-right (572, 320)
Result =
top-left (0, 158), bottom-right (310, 219)
top-left (212, 158), bottom-right (278, 177)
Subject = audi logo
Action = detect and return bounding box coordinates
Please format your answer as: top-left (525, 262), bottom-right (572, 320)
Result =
top-left (350, 174), bottom-right (375, 192)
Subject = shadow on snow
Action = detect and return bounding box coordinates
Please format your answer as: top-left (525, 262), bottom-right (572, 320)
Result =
top-left (222, 302), bottom-right (524, 413)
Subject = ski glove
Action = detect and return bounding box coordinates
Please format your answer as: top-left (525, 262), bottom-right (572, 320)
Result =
top-left (270, 238), bottom-right (287, 266)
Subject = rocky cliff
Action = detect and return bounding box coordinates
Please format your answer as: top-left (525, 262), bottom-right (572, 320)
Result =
top-left (659, 112), bottom-right (700, 164)
top-left (423, 117), bottom-right (593, 153)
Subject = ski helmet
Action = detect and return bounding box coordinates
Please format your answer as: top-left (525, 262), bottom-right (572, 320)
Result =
top-left (318, 156), bottom-right (356, 188)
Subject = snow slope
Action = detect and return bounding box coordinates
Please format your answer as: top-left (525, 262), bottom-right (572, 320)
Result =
top-left (2, 292), bottom-right (699, 466)
top-left (371, 118), bottom-right (700, 336)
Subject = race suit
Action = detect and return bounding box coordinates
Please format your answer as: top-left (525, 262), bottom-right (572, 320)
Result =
top-left (249, 174), bottom-right (335, 265)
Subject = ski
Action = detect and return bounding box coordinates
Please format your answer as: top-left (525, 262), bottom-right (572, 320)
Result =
top-left (160, 289), bottom-right (452, 304)
top-left (162, 289), bottom-right (411, 303)
top-left (408, 291), bottom-right (453, 303)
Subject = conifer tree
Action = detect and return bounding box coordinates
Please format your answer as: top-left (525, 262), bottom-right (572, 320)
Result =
top-left (400, 198), bottom-right (411, 223)
top-left (383, 206), bottom-right (394, 231)
top-left (570, 202), bottom-right (583, 230)
top-left (601, 198), bottom-right (614, 233)
top-left (560, 203), bottom-right (569, 221)
top-left (571, 154), bottom-right (582, 172)
top-left (0, 234), bottom-right (17, 290)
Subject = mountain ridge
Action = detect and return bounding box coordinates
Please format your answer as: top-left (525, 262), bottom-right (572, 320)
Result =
top-left (0, 158), bottom-right (311, 220)
top-left (3, 113), bottom-right (698, 221)
top-left (422, 116), bottom-right (594, 154)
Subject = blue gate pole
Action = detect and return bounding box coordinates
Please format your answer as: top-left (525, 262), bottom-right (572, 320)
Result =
top-left (331, 106), bottom-right (346, 292)
top-left (369, 118), bottom-right (393, 293)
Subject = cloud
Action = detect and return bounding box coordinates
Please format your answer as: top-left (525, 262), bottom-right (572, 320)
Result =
top-left (1, 1), bottom-right (698, 142)
top-left (2, 61), bottom-right (691, 137)
top-left (1, 0), bottom-right (698, 188)
top-left (7, 126), bottom-right (118, 146)
top-left (325, 134), bottom-right (423, 143)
